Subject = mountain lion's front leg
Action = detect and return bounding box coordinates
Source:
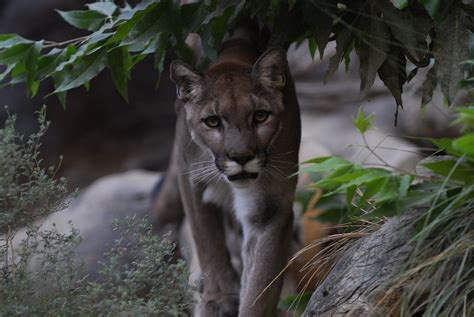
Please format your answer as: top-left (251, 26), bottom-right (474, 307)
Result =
top-left (237, 199), bottom-right (294, 317)
top-left (178, 175), bottom-right (240, 317)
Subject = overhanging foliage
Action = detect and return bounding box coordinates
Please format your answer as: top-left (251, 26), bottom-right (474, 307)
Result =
top-left (0, 0), bottom-right (472, 109)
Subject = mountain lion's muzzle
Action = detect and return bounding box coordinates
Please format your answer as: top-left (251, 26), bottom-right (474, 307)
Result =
top-left (217, 154), bottom-right (266, 183)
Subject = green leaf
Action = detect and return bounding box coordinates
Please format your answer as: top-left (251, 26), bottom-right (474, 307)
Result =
top-left (343, 44), bottom-right (352, 72)
top-left (0, 64), bottom-right (14, 82)
top-left (452, 134), bottom-right (474, 158)
top-left (346, 185), bottom-right (357, 212)
top-left (303, 156), bottom-right (332, 164)
top-left (398, 187), bottom-right (437, 210)
top-left (433, 5), bottom-right (470, 104)
top-left (121, 2), bottom-right (169, 49)
top-left (278, 293), bottom-right (311, 314)
top-left (52, 50), bottom-right (108, 94)
top-left (422, 159), bottom-right (474, 182)
top-left (360, 201), bottom-right (399, 219)
top-left (25, 41), bottom-right (43, 97)
top-left (0, 34), bottom-right (32, 49)
top-left (378, 0), bottom-right (432, 64)
top-left (353, 108), bottom-right (374, 134)
top-left (315, 165), bottom-right (359, 190)
top-left (271, 0), bottom-right (282, 12)
top-left (57, 91), bottom-right (67, 109)
top-left (421, 65), bottom-right (438, 107)
top-left (36, 48), bottom-right (67, 80)
top-left (308, 37), bottom-right (317, 60)
top-left (325, 26), bottom-right (353, 82)
top-left (86, 2), bottom-right (117, 17)
top-left (454, 107), bottom-right (474, 130)
top-left (109, 2), bottom-right (160, 47)
top-left (417, 0), bottom-right (442, 18)
top-left (310, 195), bottom-right (348, 223)
top-left (407, 67), bottom-right (419, 83)
top-left (398, 175), bottom-right (412, 197)
top-left (201, 1), bottom-right (245, 61)
top-left (373, 176), bottom-right (399, 203)
top-left (319, 169), bottom-right (390, 199)
top-left (55, 33), bottom-right (112, 72)
top-left (378, 44), bottom-right (407, 107)
top-left (460, 60), bottom-right (474, 66)
top-left (391, 0), bottom-right (408, 9)
top-left (288, 0), bottom-right (296, 11)
top-left (303, 157), bottom-right (352, 173)
top-left (360, 177), bottom-right (389, 202)
top-left (107, 47), bottom-right (132, 102)
top-left (0, 43), bottom-right (33, 65)
top-left (154, 32), bottom-right (169, 88)
top-left (57, 10), bottom-right (107, 31)
top-left (180, 2), bottom-right (208, 34)
top-left (356, 12), bottom-right (390, 99)
top-left (30, 80), bottom-right (40, 97)
top-left (11, 63), bottom-right (26, 81)
top-left (304, 1), bottom-right (333, 59)
top-left (342, 169), bottom-right (389, 187)
top-left (431, 138), bottom-right (461, 156)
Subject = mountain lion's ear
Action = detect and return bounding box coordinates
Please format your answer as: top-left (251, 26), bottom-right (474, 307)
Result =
top-left (170, 60), bottom-right (203, 102)
top-left (252, 48), bottom-right (287, 90)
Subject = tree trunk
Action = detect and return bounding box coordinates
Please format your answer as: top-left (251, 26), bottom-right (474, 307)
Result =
top-left (303, 208), bottom-right (424, 317)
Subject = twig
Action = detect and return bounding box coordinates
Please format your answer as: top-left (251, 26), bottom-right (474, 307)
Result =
top-left (43, 36), bottom-right (89, 48)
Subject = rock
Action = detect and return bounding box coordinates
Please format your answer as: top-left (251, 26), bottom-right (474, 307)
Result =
top-left (11, 170), bottom-right (161, 278)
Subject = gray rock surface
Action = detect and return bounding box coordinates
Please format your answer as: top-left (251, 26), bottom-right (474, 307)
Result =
top-left (12, 170), bottom-right (161, 278)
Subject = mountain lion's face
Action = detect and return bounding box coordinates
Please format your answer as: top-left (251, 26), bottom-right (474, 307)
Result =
top-left (171, 49), bottom-right (288, 185)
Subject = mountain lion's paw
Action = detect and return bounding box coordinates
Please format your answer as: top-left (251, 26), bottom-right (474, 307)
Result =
top-left (196, 295), bottom-right (239, 317)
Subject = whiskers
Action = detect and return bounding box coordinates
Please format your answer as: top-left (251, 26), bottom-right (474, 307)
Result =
top-left (265, 156), bottom-right (298, 183)
top-left (184, 161), bottom-right (223, 187)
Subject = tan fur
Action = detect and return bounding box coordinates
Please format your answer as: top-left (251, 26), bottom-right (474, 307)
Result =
top-left (153, 39), bottom-right (301, 317)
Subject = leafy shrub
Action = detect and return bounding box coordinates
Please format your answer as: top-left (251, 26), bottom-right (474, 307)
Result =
top-left (81, 216), bottom-right (192, 317)
top-left (293, 106), bottom-right (474, 316)
top-left (0, 224), bottom-right (83, 316)
top-left (0, 106), bottom-right (68, 232)
top-left (0, 107), bottom-right (84, 315)
top-left (0, 109), bottom-right (192, 316)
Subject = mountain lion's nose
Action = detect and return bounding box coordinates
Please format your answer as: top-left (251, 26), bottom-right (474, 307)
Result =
top-left (230, 155), bottom-right (254, 166)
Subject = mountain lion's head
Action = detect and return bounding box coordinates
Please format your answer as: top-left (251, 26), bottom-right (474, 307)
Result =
top-left (170, 48), bottom-right (289, 185)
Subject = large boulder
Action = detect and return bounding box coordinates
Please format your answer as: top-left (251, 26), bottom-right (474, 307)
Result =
top-left (11, 170), bottom-right (161, 278)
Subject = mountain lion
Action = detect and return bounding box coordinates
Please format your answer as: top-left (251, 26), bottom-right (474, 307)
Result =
top-left (153, 38), bottom-right (301, 316)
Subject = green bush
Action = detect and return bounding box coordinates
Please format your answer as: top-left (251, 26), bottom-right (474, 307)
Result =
top-left (293, 106), bottom-right (474, 316)
top-left (0, 106), bottom-right (68, 232)
top-left (0, 109), bottom-right (192, 316)
top-left (81, 216), bottom-right (192, 317)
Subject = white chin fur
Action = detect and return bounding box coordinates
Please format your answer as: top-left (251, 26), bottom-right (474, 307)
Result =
top-left (225, 161), bottom-right (242, 174)
top-left (225, 158), bottom-right (261, 176)
top-left (244, 158), bottom-right (261, 173)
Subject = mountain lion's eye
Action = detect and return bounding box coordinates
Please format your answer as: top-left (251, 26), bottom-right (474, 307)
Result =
top-left (203, 116), bottom-right (220, 128)
top-left (254, 110), bottom-right (269, 124)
